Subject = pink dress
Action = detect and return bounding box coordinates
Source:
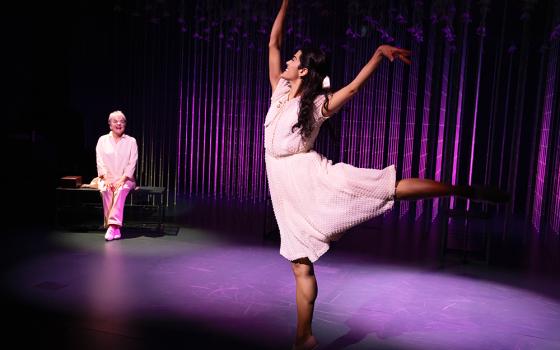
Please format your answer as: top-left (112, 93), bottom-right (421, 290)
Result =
top-left (264, 78), bottom-right (396, 262)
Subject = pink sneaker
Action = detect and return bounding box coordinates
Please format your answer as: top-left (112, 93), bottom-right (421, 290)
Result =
top-left (104, 226), bottom-right (115, 241)
top-left (113, 227), bottom-right (121, 240)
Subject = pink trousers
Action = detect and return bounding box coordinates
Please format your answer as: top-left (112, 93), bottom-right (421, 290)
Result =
top-left (99, 179), bottom-right (136, 227)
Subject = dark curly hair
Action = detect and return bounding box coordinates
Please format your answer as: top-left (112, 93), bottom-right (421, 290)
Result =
top-left (292, 47), bottom-right (331, 138)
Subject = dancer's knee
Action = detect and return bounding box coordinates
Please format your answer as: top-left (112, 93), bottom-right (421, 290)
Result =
top-left (291, 257), bottom-right (314, 277)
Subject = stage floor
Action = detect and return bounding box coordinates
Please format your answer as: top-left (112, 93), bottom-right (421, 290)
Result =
top-left (3, 200), bottom-right (560, 349)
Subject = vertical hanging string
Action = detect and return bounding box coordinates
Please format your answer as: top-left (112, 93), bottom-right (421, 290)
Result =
top-left (416, 17), bottom-right (437, 221)
top-left (449, 1), bottom-right (471, 210)
top-left (340, 17), bottom-right (352, 166)
top-left (498, 46), bottom-right (515, 197)
top-left (507, 1), bottom-right (535, 211)
top-left (176, 29), bottom-right (184, 205)
top-left (147, 24), bottom-right (153, 187)
top-left (432, 13), bottom-right (453, 221)
top-left (188, 29), bottom-right (197, 196)
top-left (205, 28), bottom-right (214, 197)
top-left (400, 38), bottom-right (420, 217)
top-left (183, 13), bottom-right (192, 197)
top-left (466, 1), bottom-right (488, 211)
top-left (195, 32), bottom-right (203, 196)
top-left (241, 36), bottom-right (249, 201)
top-left (551, 43), bottom-right (560, 234)
top-left (399, 0), bottom-right (419, 218)
top-left (201, 33), bottom-right (209, 197)
top-left (378, 43), bottom-right (389, 170)
top-left (483, 0), bottom-right (508, 214)
top-left (533, 5), bottom-right (560, 235)
top-left (553, 137), bottom-right (560, 234)
top-left (356, 35), bottom-right (367, 167)
top-left (431, 43), bottom-right (450, 221)
top-left (552, 36), bottom-right (560, 235)
top-left (212, 21), bottom-right (222, 198)
top-left (387, 19), bottom-right (405, 215)
top-left (162, 19), bottom-right (172, 205)
top-left (138, 19), bottom-right (147, 188)
top-left (387, 24), bottom-right (404, 174)
top-left (361, 38), bottom-right (374, 170)
top-left (219, 20), bottom-right (227, 198)
top-left (532, 42), bottom-right (558, 232)
top-left (525, 44), bottom-right (547, 222)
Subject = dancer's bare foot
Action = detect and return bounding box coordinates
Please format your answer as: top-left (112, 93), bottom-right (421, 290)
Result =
top-left (293, 335), bottom-right (318, 350)
top-left (471, 185), bottom-right (510, 204)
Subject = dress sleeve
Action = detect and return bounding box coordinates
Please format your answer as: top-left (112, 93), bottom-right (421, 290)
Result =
top-left (313, 94), bottom-right (329, 122)
top-left (271, 78), bottom-right (290, 103)
top-left (124, 137), bottom-right (138, 180)
top-left (96, 136), bottom-right (107, 177)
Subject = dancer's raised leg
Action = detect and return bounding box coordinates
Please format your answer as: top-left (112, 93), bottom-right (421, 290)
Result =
top-left (291, 258), bottom-right (319, 350)
top-left (395, 178), bottom-right (509, 203)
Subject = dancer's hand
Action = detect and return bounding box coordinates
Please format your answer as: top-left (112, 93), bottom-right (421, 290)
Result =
top-left (377, 45), bottom-right (411, 64)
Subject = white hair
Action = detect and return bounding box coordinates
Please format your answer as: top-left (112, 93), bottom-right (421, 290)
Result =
top-left (108, 110), bottom-right (127, 124)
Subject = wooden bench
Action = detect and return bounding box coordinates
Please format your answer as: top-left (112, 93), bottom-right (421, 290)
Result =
top-left (55, 186), bottom-right (167, 232)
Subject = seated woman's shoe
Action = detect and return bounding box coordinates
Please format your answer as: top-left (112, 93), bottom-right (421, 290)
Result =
top-left (292, 335), bottom-right (318, 350)
top-left (104, 226), bottom-right (115, 241)
top-left (113, 227), bottom-right (121, 240)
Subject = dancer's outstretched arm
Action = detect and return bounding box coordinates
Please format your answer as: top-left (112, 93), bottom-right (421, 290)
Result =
top-left (322, 45), bottom-right (411, 117)
top-left (269, 0), bottom-right (289, 90)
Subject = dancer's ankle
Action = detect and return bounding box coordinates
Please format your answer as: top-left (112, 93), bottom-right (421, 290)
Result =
top-left (293, 334), bottom-right (318, 350)
top-left (295, 333), bottom-right (311, 344)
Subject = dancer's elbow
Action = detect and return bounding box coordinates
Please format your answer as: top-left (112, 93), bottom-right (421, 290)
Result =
top-left (268, 40), bottom-right (281, 49)
top-left (346, 86), bottom-right (359, 97)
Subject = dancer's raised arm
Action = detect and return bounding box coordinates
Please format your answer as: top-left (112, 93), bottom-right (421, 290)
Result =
top-left (322, 45), bottom-right (411, 117)
top-left (269, 0), bottom-right (289, 90)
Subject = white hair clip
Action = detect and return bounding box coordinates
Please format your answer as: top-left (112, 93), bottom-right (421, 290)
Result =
top-left (322, 76), bottom-right (331, 89)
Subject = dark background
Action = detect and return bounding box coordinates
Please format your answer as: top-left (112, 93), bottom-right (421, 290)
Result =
top-left (10, 0), bottom-right (560, 238)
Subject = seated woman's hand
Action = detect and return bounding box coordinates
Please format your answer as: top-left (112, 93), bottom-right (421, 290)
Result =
top-left (114, 179), bottom-right (126, 190)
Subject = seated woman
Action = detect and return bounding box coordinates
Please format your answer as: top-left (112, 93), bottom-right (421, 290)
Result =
top-left (95, 110), bottom-right (138, 241)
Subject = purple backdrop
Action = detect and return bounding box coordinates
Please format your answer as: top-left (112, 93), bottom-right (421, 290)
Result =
top-left (87, 0), bottom-right (560, 234)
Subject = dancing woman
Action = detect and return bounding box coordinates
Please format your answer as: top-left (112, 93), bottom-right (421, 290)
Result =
top-left (265, 1), bottom-right (508, 349)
